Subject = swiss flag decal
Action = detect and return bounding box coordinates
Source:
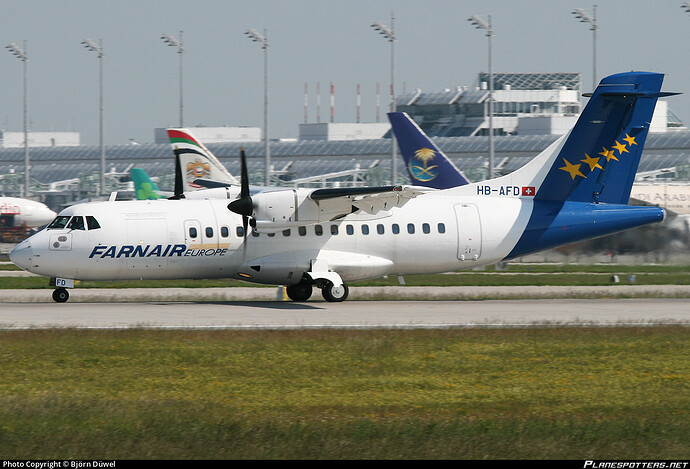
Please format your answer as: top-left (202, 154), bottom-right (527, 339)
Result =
top-left (522, 186), bottom-right (536, 196)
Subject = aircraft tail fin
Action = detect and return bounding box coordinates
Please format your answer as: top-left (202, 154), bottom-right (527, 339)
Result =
top-left (388, 112), bottom-right (471, 188)
top-left (502, 71), bottom-right (676, 204)
top-left (166, 128), bottom-right (239, 190)
top-left (130, 168), bottom-right (164, 200)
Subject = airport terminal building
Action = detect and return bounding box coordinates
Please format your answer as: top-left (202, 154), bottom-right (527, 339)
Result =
top-left (0, 73), bottom-right (688, 212)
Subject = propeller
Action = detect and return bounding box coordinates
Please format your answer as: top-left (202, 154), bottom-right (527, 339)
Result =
top-left (227, 147), bottom-right (253, 241)
top-left (170, 147), bottom-right (185, 199)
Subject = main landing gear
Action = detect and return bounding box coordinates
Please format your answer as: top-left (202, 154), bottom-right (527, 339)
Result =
top-left (285, 278), bottom-right (349, 303)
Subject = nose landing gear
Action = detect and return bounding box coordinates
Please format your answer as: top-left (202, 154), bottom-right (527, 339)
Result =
top-left (52, 287), bottom-right (69, 303)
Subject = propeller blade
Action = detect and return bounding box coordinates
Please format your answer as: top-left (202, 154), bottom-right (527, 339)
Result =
top-left (227, 147), bottom-right (254, 243)
top-left (239, 147), bottom-right (249, 199)
top-left (171, 148), bottom-right (185, 199)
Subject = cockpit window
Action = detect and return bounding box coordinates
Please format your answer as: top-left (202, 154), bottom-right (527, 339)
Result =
top-left (67, 216), bottom-right (85, 231)
top-left (47, 216), bottom-right (71, 229)
top-left (86, 216), bottom-right (101, 230)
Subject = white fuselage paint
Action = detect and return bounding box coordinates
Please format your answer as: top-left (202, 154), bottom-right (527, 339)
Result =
top-left (14, 188), bottom-right (532, 285)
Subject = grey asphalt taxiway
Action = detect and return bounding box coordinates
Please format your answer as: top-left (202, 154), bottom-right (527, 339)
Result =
top-left (0, 286), bottom-right (689, 329)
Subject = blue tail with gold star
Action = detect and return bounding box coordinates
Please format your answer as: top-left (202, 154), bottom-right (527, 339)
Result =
top-left (388, 112), bottom-right (471, 188)
top-left (535, 71), bottom-right (675, 204)
top-left (506, 71), bottom-right (675, 259)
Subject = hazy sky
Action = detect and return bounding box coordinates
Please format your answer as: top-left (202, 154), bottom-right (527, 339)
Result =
top-left (1, 0), bottom-right (689, 146)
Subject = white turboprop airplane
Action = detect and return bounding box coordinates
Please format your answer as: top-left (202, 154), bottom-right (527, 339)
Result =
top-left (0, 196), bottom-right (56, 230)
top-left (10, 72), bottom-right (673, 303)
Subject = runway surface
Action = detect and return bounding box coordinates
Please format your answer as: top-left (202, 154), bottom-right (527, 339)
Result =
top-left (1, 296), bottom-right (688, 329)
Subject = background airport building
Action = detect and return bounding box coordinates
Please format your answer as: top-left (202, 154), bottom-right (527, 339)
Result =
top-left (0, 73), bottom-right (688, 260)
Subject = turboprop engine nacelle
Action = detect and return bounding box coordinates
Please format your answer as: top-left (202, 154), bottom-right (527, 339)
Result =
top-left (250, 188), bottom-right (353, 233)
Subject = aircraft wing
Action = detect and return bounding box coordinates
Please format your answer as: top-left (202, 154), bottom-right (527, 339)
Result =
top-left (310, 185), bottom-right (431, 215)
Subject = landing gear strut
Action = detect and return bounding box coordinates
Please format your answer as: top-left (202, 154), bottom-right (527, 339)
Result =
top-left (52, 288), bottom-right (69, 303)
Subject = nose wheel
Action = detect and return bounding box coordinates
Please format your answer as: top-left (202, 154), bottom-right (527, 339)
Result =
top-left (52, 288), bottom-right (69, 303)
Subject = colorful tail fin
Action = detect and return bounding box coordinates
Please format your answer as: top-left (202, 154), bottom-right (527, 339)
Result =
top-left (498, 71), bottom-right (676, 204)
top-left (130, 168), bottom-right (164, 200)
top-left (388, 112), bottom-right (470, 188)
top-left (167, 128), bottom-right (239, 190)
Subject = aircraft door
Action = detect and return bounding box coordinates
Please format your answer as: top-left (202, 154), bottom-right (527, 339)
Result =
top-left (454, 204), bottom-right (482, 261)
top-left (184, 220), bottom-right (203, 249)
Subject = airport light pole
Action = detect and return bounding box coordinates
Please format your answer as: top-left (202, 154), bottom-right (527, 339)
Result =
top-left (161, 31), bottom-right (184, 128)
top-left (371, 14), bottom-right (398, 184)
top-left (572, 5), bottom-right (598, 89)
top-left (81, 38), bottom-right (106, 196)
top-left (468, 15), bottom-right (495, 179)
top-left (245, 28), bottom-right (271, 186)
top-left (6, 41), bottom-right (30, 197)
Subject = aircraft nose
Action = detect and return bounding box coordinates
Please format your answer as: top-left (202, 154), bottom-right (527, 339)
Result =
top-left (10, 241), bottom-right (33, 271)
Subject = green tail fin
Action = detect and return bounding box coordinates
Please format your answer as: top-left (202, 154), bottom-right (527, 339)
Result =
top-left (130, 168), bottom-right (164, 200)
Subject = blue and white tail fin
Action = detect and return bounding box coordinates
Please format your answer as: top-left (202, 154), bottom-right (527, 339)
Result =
top-left (167, 128), bottom-right (239, 190)
top-left (496, 71), bottom-right (676, 204)
top-left (388, 112), bottom-right (471, 188)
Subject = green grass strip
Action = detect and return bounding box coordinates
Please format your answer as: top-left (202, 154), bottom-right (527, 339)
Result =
top-left (0, 327), bottom-right (688, 459)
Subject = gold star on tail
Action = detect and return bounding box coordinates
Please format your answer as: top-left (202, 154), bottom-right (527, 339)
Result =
top-left (559, 158), bottom-right (585, 180)
top-left (623, 134), bottom-right (637, 146)
top-left (612, 140), bottom-right (629, 155)
top-left (599, 146), bottom-right (617, 162)
top-left (581, 154), bottom-right (602, 171)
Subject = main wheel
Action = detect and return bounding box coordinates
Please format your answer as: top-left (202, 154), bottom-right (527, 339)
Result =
top-left (286, 281), bottom-right (313, 302)
top-left (52, 288), bottom-right (69, 303)
top-left (322, 281), bottom-right (349, 302)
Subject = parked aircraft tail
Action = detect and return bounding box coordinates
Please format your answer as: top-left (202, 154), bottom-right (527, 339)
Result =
top-left (166, 128), bottom-right (239, 190)
top-left (130, 168), bottom-right (165, 200)
top-left (388, 112), bottom-right (470, 188)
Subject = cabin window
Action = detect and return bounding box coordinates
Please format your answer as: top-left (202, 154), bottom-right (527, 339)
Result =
top-left (236, 226), bottom-right (244, 238)
top-left (392, 223), bottom-right (400, 234)
top-left (47, 216), bottom-right (70, 229)
top-left (220, 226), bottom-right (229, 238)
top-left (315, 225), bottom-right (323, 236)
top-left (189, 227), bottom-right (198, 238)
top-left (282, 229), bottom-right (291, 237)
top-left (67, 216), bottom-right (85, 230)
top-left (407, 223), bottom-right (415, 234)
top-left (298, 226), bottom-right (307, 236)
top-left (330, 225), bottom-right (339, 235)
top-left (422, 223), bottom-right (430, 234)
top-left (438, 223), bottom-right (446, 234)
top-left (361, 224), bottom-right (369, 235)
top-left (86, 216), bottom-right (101, 230)
top-left (377, 224), bottom-right (384, 235)
top-left (205, 227), bottom-right (214, 238)
top-left (346, 225), bottom-right (354, 235)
